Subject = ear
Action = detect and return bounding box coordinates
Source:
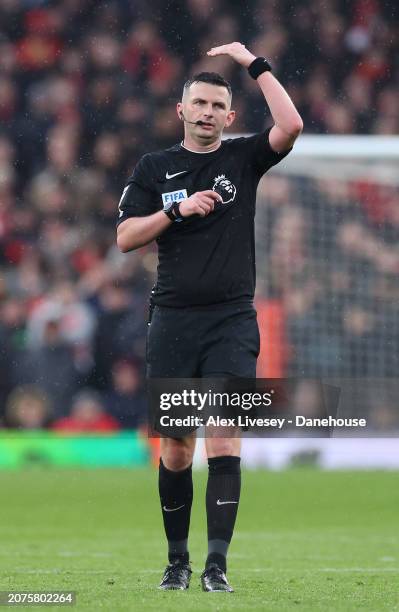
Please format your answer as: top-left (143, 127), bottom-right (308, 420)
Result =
top-left (224, 109), bottom-right (236, 128)
top-left (176, 102), bottom-right (183, 119)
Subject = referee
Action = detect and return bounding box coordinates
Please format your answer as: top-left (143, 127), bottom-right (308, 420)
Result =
top-left (116, 42), bottom-right (302, 592)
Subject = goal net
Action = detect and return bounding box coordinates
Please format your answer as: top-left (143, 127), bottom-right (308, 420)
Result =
top-left (249, 135), bottom-right (399, 430)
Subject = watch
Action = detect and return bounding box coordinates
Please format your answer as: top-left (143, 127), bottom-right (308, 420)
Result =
top-left (171, 201), bottom-right (184, 222)
top-left (163, 200), bottom-right (175, 221)
top-left (163, 201), bottom-right (184, 222)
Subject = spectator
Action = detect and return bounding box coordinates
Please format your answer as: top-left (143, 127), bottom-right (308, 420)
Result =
top-left (4, 385), bottom-right (52, 429)
top-left (103, 359), bottom-right (147, 429)
top-left (52, 389), bottom-right (120, 433)
top-left (0, 0), bottom-right (397, 429)
top-left (15, 315), bottom-right (81, 417)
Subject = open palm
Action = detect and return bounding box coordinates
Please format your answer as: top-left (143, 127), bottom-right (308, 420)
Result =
top-left (207, 42), bottom-right (256, 68)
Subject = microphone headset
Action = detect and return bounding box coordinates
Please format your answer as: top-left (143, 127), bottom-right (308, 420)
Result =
top-left (179, 111), bottom-right (208, 127)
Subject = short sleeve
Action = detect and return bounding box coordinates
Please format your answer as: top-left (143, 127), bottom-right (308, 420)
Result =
top-left (243, 127), bottom-right (292, 176)
top-left (116, 155), bottom-right (157, 227)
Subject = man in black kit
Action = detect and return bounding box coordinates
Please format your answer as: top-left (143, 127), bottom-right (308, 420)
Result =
top-left (116, 42), bottom-right (302, 592)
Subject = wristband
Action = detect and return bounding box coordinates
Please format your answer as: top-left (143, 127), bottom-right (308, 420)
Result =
top-left (248, 57), bottom-right (272, 79)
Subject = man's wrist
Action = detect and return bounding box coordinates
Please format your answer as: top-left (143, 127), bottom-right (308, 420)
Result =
top-left (163, 201), bottom-right (184, 222)
top-left (242, 53), bottom-right (257, 68)
top-left (248, 57), bottom-right (272, 79)
top-left (163, 208), bottom-right (175, 222)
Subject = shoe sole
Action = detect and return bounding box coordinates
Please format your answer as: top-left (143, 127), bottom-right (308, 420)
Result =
top-left (201, 583), bottom-right (234, 593)
top-left (158, 586), bottom-right (189, 590)
top-left (202, 589), bottom-right (234, 592)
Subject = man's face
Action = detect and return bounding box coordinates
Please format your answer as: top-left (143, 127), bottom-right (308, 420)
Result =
top-left (177, 81), bottom-right (235, 144)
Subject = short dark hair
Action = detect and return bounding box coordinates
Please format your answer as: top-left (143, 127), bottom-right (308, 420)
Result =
top-left (183, 72), bottom-right (232, 98)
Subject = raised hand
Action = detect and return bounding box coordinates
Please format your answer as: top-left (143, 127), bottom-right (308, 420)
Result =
top-left (207, 42), bottom-right (256, 68)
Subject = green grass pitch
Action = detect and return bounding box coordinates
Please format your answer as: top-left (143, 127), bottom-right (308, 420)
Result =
top-left (0, 468), bottom-right (398, 611)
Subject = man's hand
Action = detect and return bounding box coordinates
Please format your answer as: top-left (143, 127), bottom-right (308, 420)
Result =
top-left (180, 190), bottom-right (222, 218)
top-left (207, 42), bottom-right (256, 68)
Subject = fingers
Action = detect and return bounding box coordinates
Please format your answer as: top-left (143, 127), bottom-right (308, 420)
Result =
top-left (207, 42), bottom-right (245, 56)
top-left (181, 190), bottom-right (223, 218)
top-left (200, 196), bottom-right (216, 208)
top-left (207, 46), bottom-right (226, 56)
top-left (201, 190), bottom-right (223, 202)
top-left (196, 191), bottom-right (223, 216)
top-left (196, 202), bottom-right (212, 217)
top-left (195, 195), bottom-right (215, 216)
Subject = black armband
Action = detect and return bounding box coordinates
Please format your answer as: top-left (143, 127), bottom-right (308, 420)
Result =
top-left (248, 57), bottom-right (272, 79)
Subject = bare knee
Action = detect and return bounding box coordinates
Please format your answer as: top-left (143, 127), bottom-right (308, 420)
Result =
top-left (161, 436), bottom-right (195, 471)
top-left (206, 432), bottom-right (241, 458)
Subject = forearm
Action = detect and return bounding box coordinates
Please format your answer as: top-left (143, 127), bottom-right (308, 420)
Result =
top-left (256, 71), bottom-right (303, 135)
top-left (117, 210), bottom-right (171, 252)
top-left (206, 42), bottom-right (303, 140)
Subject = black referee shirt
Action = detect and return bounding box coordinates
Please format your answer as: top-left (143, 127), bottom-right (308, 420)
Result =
top-left (117, 128), bottom-right (290, 308)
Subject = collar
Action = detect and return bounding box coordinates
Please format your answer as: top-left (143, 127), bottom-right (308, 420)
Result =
top-left (180, 140), bottom-right (222, 154)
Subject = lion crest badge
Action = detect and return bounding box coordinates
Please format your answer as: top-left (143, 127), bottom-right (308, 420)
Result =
top-left (212, 174), bottom-right (237, 204)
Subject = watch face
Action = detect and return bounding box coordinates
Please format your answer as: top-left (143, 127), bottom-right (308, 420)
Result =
top-left (163, 200), bottom-right (174, 212)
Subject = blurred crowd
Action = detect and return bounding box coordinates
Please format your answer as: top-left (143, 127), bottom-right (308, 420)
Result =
top-left (0, 0), bottom-right (398, 430)
top-left (256, 169), bottom-right (399, 430)
top-left (257, 171), bottom-right (399, 376)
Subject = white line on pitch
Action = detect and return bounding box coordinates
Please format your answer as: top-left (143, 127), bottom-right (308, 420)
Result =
top-left (244, 567), bottom-right (399, 573)
top-left (6, 568), bottom-right (399, 575)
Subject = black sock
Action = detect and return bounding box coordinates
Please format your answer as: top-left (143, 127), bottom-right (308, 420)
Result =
top-left (159, 457), bottom-right (193, 565)
top-left (206, 455), bottom-right (241, 573)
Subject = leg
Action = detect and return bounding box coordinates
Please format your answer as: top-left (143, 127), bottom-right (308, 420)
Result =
top-left (198, 305), bottom-right (259, 584)
top-left (147, 306), bottom-right (202, 589)
top-left (204, 428), bottom-right (241, 575)
top-left (159, 433), bottom-right (196, 566)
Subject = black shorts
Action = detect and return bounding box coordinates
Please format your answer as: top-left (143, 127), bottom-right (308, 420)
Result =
top-left (146, 302), bottom-right (260, 378)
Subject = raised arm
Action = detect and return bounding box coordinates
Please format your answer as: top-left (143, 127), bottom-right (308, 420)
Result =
top-left (207, 42), bottom-right (303, 152)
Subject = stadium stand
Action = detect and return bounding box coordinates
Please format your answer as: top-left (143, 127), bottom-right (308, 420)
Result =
top-left (0, 0), bottom-right (397, 428)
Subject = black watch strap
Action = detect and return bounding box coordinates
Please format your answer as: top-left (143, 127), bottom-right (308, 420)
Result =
top-left (248, 57), bottom-right (272, 79)
top-left (172, 201), bottom-right (184, 222)
top-left (164, 202), bottom-right (184, 222)
top-left (164, 208), bottom-right (175, 221)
